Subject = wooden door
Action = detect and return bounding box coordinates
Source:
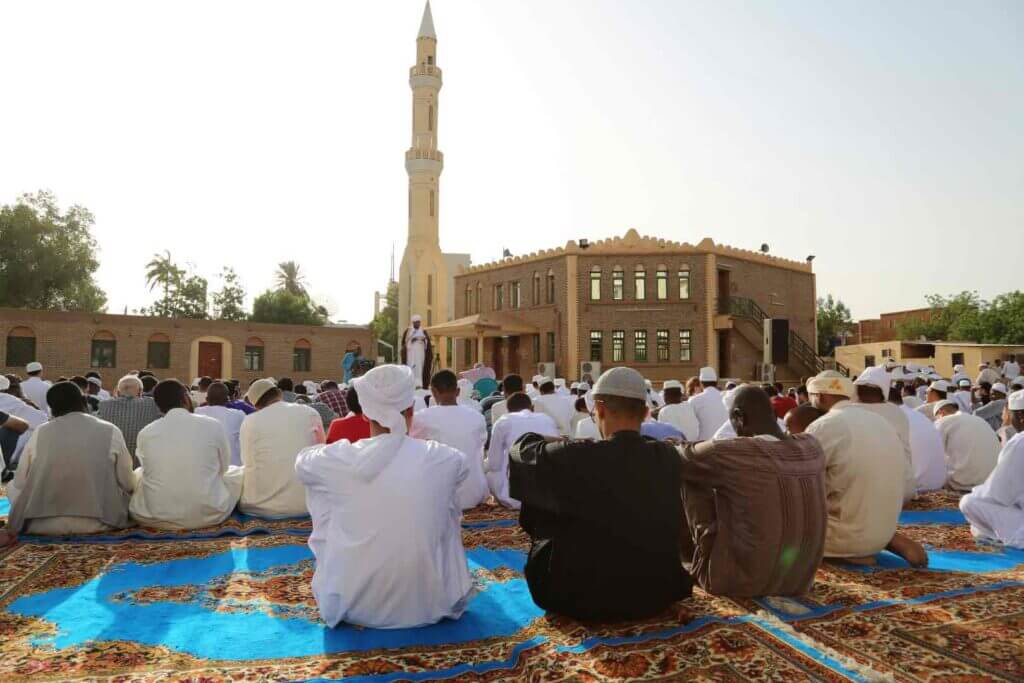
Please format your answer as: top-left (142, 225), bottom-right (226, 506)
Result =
top-left (717, 269), bottom-right (731, 314)
top-left (198, 342), bottom-right (223, 378)
top-left (491, 338), bottom-right (504, 378)
top-left (507, 336), bottom-right (520, 375)
top-left (717, 331), bottom-right (730, 378)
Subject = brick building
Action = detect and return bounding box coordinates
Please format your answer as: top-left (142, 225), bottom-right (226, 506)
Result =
top-left (427, 230), bottom-right (819, 384)
top-left (1, 308), bottom-right (375, 387)
top-left (853, 307), bottom-right (933, 344)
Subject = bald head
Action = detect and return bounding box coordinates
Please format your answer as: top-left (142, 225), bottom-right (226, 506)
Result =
top-left (206, 382), bottom-right (229, 406)
top-left (785, 404), bottom-right (825, 434)
top-left (730, 386), bottom-right (783, 438)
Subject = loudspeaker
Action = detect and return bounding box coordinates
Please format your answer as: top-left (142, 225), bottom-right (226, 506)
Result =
top-left (763, 318), bottom-right (790, 365)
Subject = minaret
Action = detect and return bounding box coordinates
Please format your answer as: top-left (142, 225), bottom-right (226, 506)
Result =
top-left (399, 1), bottom-right (448, 330)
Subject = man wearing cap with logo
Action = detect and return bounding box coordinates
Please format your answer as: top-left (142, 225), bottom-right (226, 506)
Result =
top-left (509, 367), bottom-right (693, 620)
top-left (21, 362), bottom-right (51, 414)
top-left (804, 371), bottom-right (927, 566)
top-left (238, 377), bottom-right (325, 517)
top-left (933, 398), bottom-right (999, 492)
top-left (296, 364), bottom-right (474, 629)
top-left (689, 367), bottom-right (729, 440)
top-left (852, 367), bottom-right (916, 503)
top-left (959, 390), bottom-right (1024, 549)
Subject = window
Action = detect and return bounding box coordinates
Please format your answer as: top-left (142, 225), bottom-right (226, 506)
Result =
top-left (590, 331), bottom-right (603, 362)
top-left (429, 190), bottom-right (435, 217)
top-left (464, 285), bottom-right (472, 316)
top-left (146, 333), bottom-right (171, 369)
top-left (293, 339), bottom-right (312, 372)
top-left (634, 330), bottom-right (648, 362)
top-left (427, 310), bottom-right (432, 326)
top-left (463, 339), bottom-right (472, 366)
top-left (612, 330), bottom-right (625, 362)
top-left (546, 269), bottom-right (555, 304)
top-left (881, 348), bottom-right (893, 359)
top-left (634, 265), bottom-right (646, 300)
top-left (589, 266), bottom-right (601, 301)
top-left (656, 266), bottom-right (668, 300)
top-left (5, 327), bottom-right (35, 367)
top-left (244, 337), bottom-right (265, 371)
top-left (510, 281), bottom-right (521, 309)
top-left (657, 329), bottom-right (670, 362)
top-left (951, 352), bottom-right (965, 367)
top-left (493, 284), bottom-right (504, 310)
top-left (533, 335), bottom-right (541, 363)
top-left (679, 267), bottom-right (691, 299)
top-left (864, 355), bottom-right (876, 368)
top-left (426, 55), bottom-right (433, 65)
top-left (90, 331), bottom-right (116, 368)
top-left (476, 284), bottom-right (483, 314)
top-left (546, 332), bottom-right (556, 362)
top-left (427, 274), bottom-right (433, 305)
top-left (428, 105), bottom-right (434, 132)
top-left (679, 329), bottom-right (692, 362)
top-left (532, 272), bottom-right (541, 305)
top-left (612, 266), bottom-right (624, 300)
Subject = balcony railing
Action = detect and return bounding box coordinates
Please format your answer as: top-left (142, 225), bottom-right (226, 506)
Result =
top-left (405, 149), bottom-right (444, 163)
top-left (410, 64), bottom-right (443, 79)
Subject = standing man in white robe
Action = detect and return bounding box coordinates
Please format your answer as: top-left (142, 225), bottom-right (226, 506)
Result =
top-left (400, 314), bottom-right (433, 389)
top-left (690, 367), bottom-right (729, 440)
top-left (960, 391), bottom-right (1024, 548)
top-left (933, 401), bottom-right (999, 492)
top-left (1004, 355), bottom-right (1021, 382)
top-left (295, 364), bottom-right (473, 629)
top-left (486, 393), bottom-right (559, 508)
top-left (21, 362), bottom-right (51, 413)
top-left (411, 370), bottom-right (489, 510)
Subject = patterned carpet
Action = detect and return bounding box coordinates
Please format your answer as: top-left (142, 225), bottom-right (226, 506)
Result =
top-left (0, 488), bottom-right (1022, 682)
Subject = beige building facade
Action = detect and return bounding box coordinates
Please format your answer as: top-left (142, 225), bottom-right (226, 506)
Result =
top-left (836, 340), bottom-right (1024, 378)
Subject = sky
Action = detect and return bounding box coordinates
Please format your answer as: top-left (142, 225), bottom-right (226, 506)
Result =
top-left (1, 0), bottom-right (1021, 323)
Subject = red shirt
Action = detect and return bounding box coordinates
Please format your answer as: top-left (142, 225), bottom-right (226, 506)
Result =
top-left (326, 413), bottom-right (371, 444)
top-left (770, 395), bottom-right (798, 420)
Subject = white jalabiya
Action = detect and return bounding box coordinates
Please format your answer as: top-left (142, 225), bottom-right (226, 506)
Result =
top-left (569, 410), bottom-right (590, 438)
top-left (902, 395), bottom-right (923, 410)
top-left (485, 410), bottom-right (559, 508)
top-left (916, 385), bottom-right (929, 403)
top-left (489, 398), bottom-right (509, 424)
top-left (935, 413), bottom-right (999, 492)
top-left (806, 400), bottom-right (905, 558)
top-left (295, 434), bottom-right (474, 629)
top-left (411, 404), bottom-right (489, 509)
top-left (915, 401), bottom-right (940, 422)
top-left (574, 415), bottom-right (600, 440)
top-left (0, 392), bottom-right (49, 463)
top-left (130, 408), bottom-right (243, 530)
top-left (960, 433), bottom-right (1024, 548)
top-left (901, 404), bottom-right (947, 492)
top-left (20, 376), bottom-right (51, 414)
top-left (239, 401), bottom-right (325, 517)
top-left (658, 402), bottom-right (700, 442)
top-left (196, 405), bottom-right (246, 467)
top-left (689, 387), bottom-right (729, 440)
top-left (851, 402), bottom-right (916, 503)
top-left (533, 394), bottom-right (575, 436)
top-left (405, 327), bottom-right (428, 388)
top-left (1004, 360), bottom-right (1021, 381)
top-left (952, 390), bottom-right (974, 415)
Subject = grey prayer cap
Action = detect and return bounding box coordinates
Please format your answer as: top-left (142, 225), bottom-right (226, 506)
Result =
top-left (591, 367), bottom-right (648, 401)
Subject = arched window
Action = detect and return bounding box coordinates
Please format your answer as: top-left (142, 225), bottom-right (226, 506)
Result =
top-left (5, 326), bottom-right (36, 367)
top-left (244, 337), bottom-right (265, 371)
top-left (589, 265), bottom-right (601, 301)
top-left (634, 264), bottom-right (647, 300)
top-left (546, 269), bottom-right (556, 304)
top-left (147, 333), bottom-right (171, 369)
top-left (464, 284), bottom-right (473, 316)
top-left (678, 265), bottom-right (691, 299)
top-left (293, 338), bottom-right (312, 372)
top-left (655, 264), bottom-right (668, 300)
top-left (476, 283), bottom-right (483, 313)
top-left (91, 330), bottom-right (117, 368)
top-left (612, 266), bottom-right (624, 300)
top-left (532, 272), bottom-right (541, 305)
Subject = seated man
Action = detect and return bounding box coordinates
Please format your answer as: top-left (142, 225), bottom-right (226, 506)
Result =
top-left (97, 374), bottom-right (163, 462)
top-left (852, 367), bottom-right (916, 503)
top-left (326, 386), bottom-right (371, 444)
top-left (960, 390), bottom-right (1024, 548)
top-left (7, 382), bottom-right (135, 535)
top-left (901, 396), bottom-right (947, 493)
top-left (316, 380), bottom-right (349, 418)
top-left (915, 380), bottom-right (950, 422)
top-left (783, 404), bottom-right (824, 435)
top-left (296, 365), bottom-right (473, 629)
top-left (678, 386), bottom-right (826, 597)
top-left (509, 367), bottom-right (693, 621)
top-left (804, 371), bottom-right (927, 567)
top-left (411, 370), bottom-right (490, 510)
top-left (933, 400), bottom-right (999, 491)
top-left (0, 410), bottom-right (29, 475)
top-left (485, 393), bottom-right (559, 509)
top-left (239, 378), bottom-right (325, 517)
top-left (195, 382), bottom-right (246, 466)
top-left (975, 382), bottom-right (1009, 431)
top-left (533, 378), bottom-right (574, 436)
top-left (130, 380), bottom-right (243, 529)
top-left (657, 380), bottom-right (699, 441)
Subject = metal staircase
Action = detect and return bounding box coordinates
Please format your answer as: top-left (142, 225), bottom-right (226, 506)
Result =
top-left (728, 297), bottom-right (850, 377)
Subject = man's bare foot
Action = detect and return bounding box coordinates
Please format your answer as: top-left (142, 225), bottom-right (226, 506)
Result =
top-left (887, 532), bottom-right (929, 568)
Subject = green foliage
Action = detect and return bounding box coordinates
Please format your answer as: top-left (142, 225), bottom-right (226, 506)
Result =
top-left (141, 250), bottom-right (208, 319)
top-left (371, 281), bottom-right (399, 361)
top-left (816, 294), bottom-right (853, 356)
top-left (212, 267), bottom-right (247, 321)
top-left (899, 291), bottom-right (1024, 344)
top-left (275, 261), bottom-right (308, 298)
top-left (0, 191), bottom-right (108, 311)
top-left (250, 289), bottom-right (327, 326)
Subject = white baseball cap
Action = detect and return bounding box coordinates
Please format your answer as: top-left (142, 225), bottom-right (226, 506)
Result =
top-left (699, 366), bottom-right (718, 382)
top-left (26, 361), bottom-right (42, 373)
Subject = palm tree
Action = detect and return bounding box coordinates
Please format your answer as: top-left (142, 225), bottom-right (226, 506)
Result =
top-left (145, 251), bottom-right (183, 305)
top-left (275, 261), bottom-right (308, 298)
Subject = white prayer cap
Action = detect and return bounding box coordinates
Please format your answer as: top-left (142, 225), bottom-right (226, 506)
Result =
top-left (245, 378), bottom-right (278, 405)
top-left (25, 361), bottom-right (42, 373)
top-left (592, 367), bottom-right (647, 401)
top-left (570, 382), bottom-right (580, 390)
top-left (933, 399), bottom-right (959, 416)
top-left (353, 364), bottom-right (416, 436)
top-left (698, 367), bottom-right (718, 382)
top-left (958, 378), bottom-right (972, 388)
top-left (807, 370), bottom-right (855, 398)
top-left (992, 383), bottom-right (1008, 396)
top-left (578, 381), bottom-right (590, 392)
top-left (1009, 390), bottom-right (1024, 411)
top-left (87, 376), bottom-right (102, 388)
top-left (855, 366), bottom-right (891, 394)
top-left (953, 364), bottom-right (964, 373)
top-left (302, 380), bottom-right (318, 394)
top-left (1012, 377), bottom-right (1024, 390)
top-left (531, 375), bottom-right (543, 384)
top-left (929, 380), bottom-right (951, 393)
top-left (554, 378), bottom-right (566, 388)
top-left (663, 380), bottom-right (683, 391)
top-left (0, 375), bottom-right (9, 391)
top-left (411, 314), bottom-right (422, 323)
top-left (883, 358), bottom-right (899, 369)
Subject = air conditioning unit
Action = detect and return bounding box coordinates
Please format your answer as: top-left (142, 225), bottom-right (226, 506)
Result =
top-left (536, 362), bottom-right (555, 380)
top-left (579, 361), bottom-right (601, 383)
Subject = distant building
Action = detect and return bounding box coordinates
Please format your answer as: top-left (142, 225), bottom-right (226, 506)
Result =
top-left (853, 307), bottom-right (933, 344)
top-left (836, 340), bottom-right (1024, 378)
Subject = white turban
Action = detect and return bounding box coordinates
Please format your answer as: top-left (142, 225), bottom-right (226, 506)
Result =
top-left (807, 371), bottom-right (855, 399)
top-left (411, 314), bottom-right (422, 323)
top-left (352, 364), bottom-right (416, 436)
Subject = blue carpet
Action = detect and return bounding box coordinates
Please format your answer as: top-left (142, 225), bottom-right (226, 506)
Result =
top-left (898, 509), bottom-right (966, 525)
top-left (0, 496), bottom-right (8, 517)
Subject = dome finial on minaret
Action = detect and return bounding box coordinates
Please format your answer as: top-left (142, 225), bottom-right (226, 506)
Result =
top-left (418, 1), bottom-right (436, 40)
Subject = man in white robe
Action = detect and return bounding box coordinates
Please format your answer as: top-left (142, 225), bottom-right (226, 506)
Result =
top-left (852, 367), bottom-right (917, 503)
top-left (195, 382), bottom-right (246, 467)
top-left (690, 367), bottom-right (729, 440)
top-left (1004, 355), bottom-right (1021, 382)
top-left (295, 364), bottom-right (473, 629)
top-left (486, 393), bottom-right (559, 508)
top-left (0, 375), bottom-right (49, 465)
top-left (901, 400), bottom-right (947, 492)
top-left (400, 314), bottom-right (433, 389)
top-left (411, 370), bottom-right (489, 510)
top-left (21, 362), bottom-right (51, 413)
top-left (915, 380), bottom-right (951, 423)
top-left (455, 378), bottom-right (482, 412)
top-left (657, 380), bottom-right (699, 442)
top-left (960, 391), bottom-right (1024, 548)
top-left (533, 378), bottom-right (574, 436)
top-left (130, 380), bottom-right (243, 530)
top-left (933, 401), bottom-right (999, 492)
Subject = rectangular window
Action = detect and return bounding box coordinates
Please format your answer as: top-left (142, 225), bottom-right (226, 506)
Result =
top-left (147, 341), bottom-right (171, 369)
top-left (679, 269), bottom-right (691, 299)
top-left (612, 271), bottom-right (624, 300)
top-left (5, 337), bottom-right (35, 367)
top-left (546, 332), bottom-right (556, 362)
top-left (532, 335), bottom-right (541, 363)
top-left (590, 270), bottom-right (601, 300)
top-left (635, 270), bottom-right (646, 300)
top-left (951, 352), bottom-right (965, 367)
top-left (90, 340), bottom-right (116, 368)
top-left (656, 268), bottom-right (668, 300)
top-left (532, 276), bottom-right (540, 305)
top-left (429, 190), bottom-right (435, 217)
top-left (244, 346), bottom-right (264, 371)
top-left (494, 284), bottom-right (504, 310)
top-left (612, 330), bottom-right (625, 362)
top-left (546, 272), bottom-right (555, 303)
top-left (464, 288), bottom-right (472, 316)
top-left (294, 348), bottom-right (312, 372)
top-left (864, 355), bottom-right (876, 368)
top-left (464, 340), bottom-right (472, 366)
top-left (510, 281), bottom-right (521, 309)
top-left (679, 329), bottom-right (692, 362)
top-left (656, 329), bottom-right (670, 362)
top-left (634, 330), bottom-right (648, 362)
top-left (427, 274), bottom-right (433, 306)
top-left (590, 331), bottom-right (603, 362)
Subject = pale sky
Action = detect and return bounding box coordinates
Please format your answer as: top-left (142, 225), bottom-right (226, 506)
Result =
top-left (2, 1), bottom-right (1021, 323)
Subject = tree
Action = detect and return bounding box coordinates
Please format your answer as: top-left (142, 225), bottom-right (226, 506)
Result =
top-left (371, 281), bottom-right (399, 361)
top-left (899, 291), bottom-right (1024, 344)
top-left (275, 261), bottom-right (308, 298)
top-left (211, 267), bottom-right (247, 321)
top-left (250, 289), bottom-right (327, 326)
top-left (0, 191), bottom-right (108, 311)
top-left (816, 294), bottom-right (853, 356)
top-left (141, 251), bottom-right (208, 319)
